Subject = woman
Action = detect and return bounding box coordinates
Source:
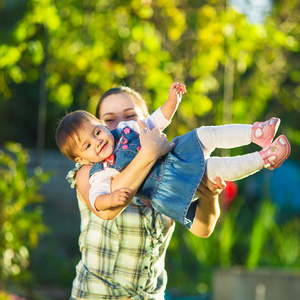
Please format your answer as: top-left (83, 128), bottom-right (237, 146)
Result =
top-left (68, 86), bottom-right (225, 300)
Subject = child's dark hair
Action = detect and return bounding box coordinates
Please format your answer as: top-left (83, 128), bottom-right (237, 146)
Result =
top-left (55, 110), bottom-right (99, 161)
top-left (96, 86), bottom-right (149, 119)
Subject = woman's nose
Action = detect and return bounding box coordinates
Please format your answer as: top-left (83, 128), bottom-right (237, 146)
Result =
top-left (117, 114), bottom-right (124, 123)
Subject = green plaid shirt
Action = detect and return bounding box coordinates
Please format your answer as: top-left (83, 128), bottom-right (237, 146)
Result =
top-left (71, 196), bottom-right (175, 300)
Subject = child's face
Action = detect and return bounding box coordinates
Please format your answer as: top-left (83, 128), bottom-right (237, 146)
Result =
top-left (74, 119), bottom-right (115, 164)
top-left (98, 93), bottom-right (145, 130)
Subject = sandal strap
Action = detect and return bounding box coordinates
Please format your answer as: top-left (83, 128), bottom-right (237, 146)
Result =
top-left (263, 157), bottom-right (274, 170)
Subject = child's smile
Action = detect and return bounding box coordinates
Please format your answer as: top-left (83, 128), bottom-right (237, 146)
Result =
top-left (98, 140), bottom-right (108, 155)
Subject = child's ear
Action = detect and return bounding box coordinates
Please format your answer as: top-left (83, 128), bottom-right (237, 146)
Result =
top-left (75, 157), bottom-right (89, 165)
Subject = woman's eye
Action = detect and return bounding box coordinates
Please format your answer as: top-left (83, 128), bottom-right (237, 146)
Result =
top-left (126, 114), bottom-right (137, 119)
top-left (104, 119), bottom-right (114, 123)
top-left (96, 129), bottom-right (101, 135)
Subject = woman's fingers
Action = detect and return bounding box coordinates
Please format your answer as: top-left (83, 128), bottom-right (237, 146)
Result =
top-left (138, 121), bottom-right (174, 158)
top-left (214, 177), bottom-right (226, 190)
top-left (138, 120), bottom-right (148, 134)
top-left (169, 142), bottom-right (175, 150)
top-left (199, 175), bottom-right (226, 196)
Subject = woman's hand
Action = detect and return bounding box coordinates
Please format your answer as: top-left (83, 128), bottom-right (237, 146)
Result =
top-left (196, 175), bottom-right (226, 199)
top-left (100, 121), bottom-right (173, 220)
top-left (189, 175), bottom-right (226, 238)
top-left (138, 120), bottom-right (174, 161)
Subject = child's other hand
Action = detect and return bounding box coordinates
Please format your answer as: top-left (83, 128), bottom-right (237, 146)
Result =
top-left (110, 188), bottom-right (132, 207)
top-left (138, 120), bottom-right (173, 161)
top-left (169, 82), bottom-right (186, 103)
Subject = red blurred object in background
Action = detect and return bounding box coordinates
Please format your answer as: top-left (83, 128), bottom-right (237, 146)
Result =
top-left (221, 181), bottom-right (238, 209)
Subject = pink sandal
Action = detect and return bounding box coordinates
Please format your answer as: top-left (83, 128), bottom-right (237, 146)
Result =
top-left (252, 117), bottom-right (280, 148)
top-left (259, 135), bottom-right (291, 170)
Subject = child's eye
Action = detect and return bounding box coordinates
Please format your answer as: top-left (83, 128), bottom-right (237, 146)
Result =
top-left (85, 143), bottom-right (91, 150)
top-left (96, 129), bottom-right (101, 135)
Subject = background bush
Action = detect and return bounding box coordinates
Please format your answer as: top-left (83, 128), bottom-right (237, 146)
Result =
top-left (0, 142), bottom-right (48, 291)
top-left (0, 0), bottom-right (299, 298)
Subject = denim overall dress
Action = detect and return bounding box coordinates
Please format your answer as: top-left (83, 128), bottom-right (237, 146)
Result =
top-left (90, 126), bottom-right (205, 229)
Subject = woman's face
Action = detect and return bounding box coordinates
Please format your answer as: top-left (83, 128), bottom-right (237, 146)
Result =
top-left (98, 93), bottom-right (146, 130)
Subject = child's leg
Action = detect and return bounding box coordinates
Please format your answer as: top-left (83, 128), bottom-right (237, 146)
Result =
top-left (205, 152), bottom-right (263, 183)
top-left (197, 117), bottom-right (281, 159)
top-left (205, 135), bottom-right (291, 183)
top-left (197, 125), bottom-right (252, 159)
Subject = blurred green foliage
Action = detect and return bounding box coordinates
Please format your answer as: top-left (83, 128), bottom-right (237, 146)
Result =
top-left (0, 0), bottom-right (299, 297)
top-left (0, 142), bottom-right (49, 289)
top-left (167, 196), bottom-right (300, 295)
top-left (0, 0), bottom-right (299, 154)
top-left (0, 290), bottom-right (26, 300)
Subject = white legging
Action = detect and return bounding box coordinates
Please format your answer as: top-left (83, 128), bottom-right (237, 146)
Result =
top-left (197, 124), bottom-right (263, 183)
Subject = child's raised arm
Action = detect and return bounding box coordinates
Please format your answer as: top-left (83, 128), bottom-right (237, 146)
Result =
top-left (160, 82), bottom-right (186, 121)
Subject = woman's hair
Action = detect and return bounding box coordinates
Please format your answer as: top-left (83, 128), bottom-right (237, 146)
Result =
top-left (55, 110), bottom-right (99, 161)
top-left (96, 86), bottom-right (149, 119)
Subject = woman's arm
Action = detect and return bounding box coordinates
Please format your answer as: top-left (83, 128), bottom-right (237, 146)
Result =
top-left (102, 122), bottom-right (173, 219)
top-left (75, 161), bottom-right (142, 219)
top-left (75, 164), bottom-right (106, 218)
top-left (76, 121), bottom-right (173, 220)
top-left (189, 176), bottom-right (226, 238)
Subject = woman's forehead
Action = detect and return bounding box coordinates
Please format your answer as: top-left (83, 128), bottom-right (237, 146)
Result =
top-left (100, 93), bottom-right (142, 116)
top-left (102, 93), bottom-right (135, 108)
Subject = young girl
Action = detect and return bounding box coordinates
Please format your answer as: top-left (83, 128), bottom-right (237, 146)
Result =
top-left (56, 82), bottom-right (291, 229)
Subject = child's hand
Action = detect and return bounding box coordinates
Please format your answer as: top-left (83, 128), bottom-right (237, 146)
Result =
top-left (109, 188), bottom-right (133, 207)
top-left (168, 82), bottom-right (186, 104)
top-left (138, 120), bottom-right (174, 161)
